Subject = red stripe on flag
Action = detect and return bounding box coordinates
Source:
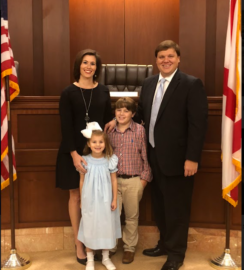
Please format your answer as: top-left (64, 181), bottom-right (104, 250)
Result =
top-left (1, 25), bottom-right (9, 37)
top-left (225, 88), bottom-right (236, 121)
top-left (1, 104), bottom-right (7, 125)
top-left (1, 133), bottom-right (8, 157)
top-left (230, 0), bottom-right (237, 38)
top-left (232, 120), bottom-right (241, 153)
top-left (1, 42), bottom-right (10, 54)
top-left (9, 74), bottom-right (18, 84)
top-left (1, 162), bottom-right (8, 178)
top-left (223, 68), bottom-right (236, 121)
top-left (230, 186), bottom-right (238, 201)
top-left (1, 160), bottom-right (9, 180)
top-left (1, 62), bottom-right (12, 73)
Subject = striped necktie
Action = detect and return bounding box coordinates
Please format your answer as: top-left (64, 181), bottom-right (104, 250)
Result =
top-left (149, 78), bottom-right (166, 147)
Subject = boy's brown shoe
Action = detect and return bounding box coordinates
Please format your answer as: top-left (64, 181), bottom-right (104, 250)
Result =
top-left (122, 251), bottom-right (134, 264)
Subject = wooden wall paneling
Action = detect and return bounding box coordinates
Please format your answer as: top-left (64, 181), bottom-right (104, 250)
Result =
top-left (8, 0), bottom-right (34, 96)
top-left (11, 109), bottom-right (60, 150)
top-left (144, 184), bottom-right (154, 224)
top-left (190, 172), bottom-right (225, 228)
top-left (125, 0), bottom-right (179, 73)
top-left (215, 0), bottom-right (229, 96)
top-left (1, 96), bottom-right (70, 229)
top-left (17, 169), bottom-right (70, 225)
top-left (204, 115), bottom-right (222, 149)
top-left (1, 187), bottom-right (11, 224)
top-left (139, 184), bottom-right (153, 225)
top-left (1, 96), bottom-right (241, 229)
top-left (11, 96), bottom-right (60, 109)
top-left (204, 0), bottom-right (217, 96)
top-left (179, 0), bottom-right (229, 96)
top-left (15, 150), bottom-right (58, 167)
top-left (189, 96), bottom-right (223, 228)
top-left (42, 0), bottom-right (70, 96)
top-left (69, 0), bottom-right (125, 80)
top-left (200, 150), bottom-right (222, 169)
top-left (17, 112), bottom-right (60, 146)
top-left (11, 96), bottom-right (60, 150)
top-left (204, 97), bottom-right (222, 151)
top-left (1, 182), bottom-right (19, 228)
top-left (179, 0), bottom-right (206, 84)
top-left (11, 146), bottom-right (58, 170)
top-left (32, 0), bottom-right (44, 95)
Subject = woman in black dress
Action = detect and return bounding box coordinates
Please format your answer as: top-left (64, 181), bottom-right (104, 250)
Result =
top-left (56, 49), bottom-right (114, 264)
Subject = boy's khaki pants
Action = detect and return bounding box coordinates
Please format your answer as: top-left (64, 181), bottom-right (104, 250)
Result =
top-left (112, 176), bottom-right (144, 253)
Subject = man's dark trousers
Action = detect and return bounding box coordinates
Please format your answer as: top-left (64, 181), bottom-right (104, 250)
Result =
top-left (149, 145), bottom-right (194, 263)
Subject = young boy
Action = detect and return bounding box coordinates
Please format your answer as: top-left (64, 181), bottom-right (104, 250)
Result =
top-left (108, 97), bottom-right (152, 264)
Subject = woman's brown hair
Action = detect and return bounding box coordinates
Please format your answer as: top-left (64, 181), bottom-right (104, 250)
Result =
top-left (73, 49), bottom-right (102, 83)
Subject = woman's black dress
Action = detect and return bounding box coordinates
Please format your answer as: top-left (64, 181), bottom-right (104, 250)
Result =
top-left (56, 83), bottom-right (112, 190)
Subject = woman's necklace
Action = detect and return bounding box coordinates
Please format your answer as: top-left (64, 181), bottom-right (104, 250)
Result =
top-left (80, 88), bottom-right (93, 123)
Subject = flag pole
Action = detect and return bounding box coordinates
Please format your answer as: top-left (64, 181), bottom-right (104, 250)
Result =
top-left (209, 201), bottom-right (240, 269)
top-left (6, 74), bottom-right (16, 250)
top-left (1, 76), bottom-right (31, 269)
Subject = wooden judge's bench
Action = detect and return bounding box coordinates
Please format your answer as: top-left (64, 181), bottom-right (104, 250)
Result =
top-left (1, 95), bottom-right (241, 231)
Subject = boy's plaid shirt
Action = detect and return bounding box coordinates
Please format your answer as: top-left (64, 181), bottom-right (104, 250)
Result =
top-left (108, 120), bottom-right (152, 182)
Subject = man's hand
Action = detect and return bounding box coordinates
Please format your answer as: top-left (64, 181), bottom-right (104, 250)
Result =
top-left (184, 160), bottom-right (198, 177)
top-left (104, 119), bottom-right (116, 133)
top-left (71, 151), bottom-right (87, 174)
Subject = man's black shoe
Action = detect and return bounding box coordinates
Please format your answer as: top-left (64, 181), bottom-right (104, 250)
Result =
top-left (161, 260), bottom-right (183, 270)
top-left (142, 246), bottom-right (167, 257)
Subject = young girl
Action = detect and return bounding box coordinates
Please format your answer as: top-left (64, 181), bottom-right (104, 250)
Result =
top-left (78, 122), bottom-right (121, 270)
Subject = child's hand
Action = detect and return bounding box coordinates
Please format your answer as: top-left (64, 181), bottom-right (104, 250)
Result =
top-left (140, 179), bottom-right (147, 189)
top-left (111, 200), bottom-right (117, 211)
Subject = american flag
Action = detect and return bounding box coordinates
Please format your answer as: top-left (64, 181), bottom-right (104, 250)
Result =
top-left (221, 0), bottom-right (242, 207)
top-left (1, 0), bottom-right (20, 190)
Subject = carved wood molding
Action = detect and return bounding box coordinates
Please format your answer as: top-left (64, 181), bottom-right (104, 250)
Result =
top-left (11, 95), bottom-right (222, 108)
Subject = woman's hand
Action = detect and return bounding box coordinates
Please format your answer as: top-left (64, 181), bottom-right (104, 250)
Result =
top-left (104, 119), bottom-right (116, 133)
top-left (111, 199), bottom-right (117, 211)
top-left (71, 151), bottom-right (87, 174)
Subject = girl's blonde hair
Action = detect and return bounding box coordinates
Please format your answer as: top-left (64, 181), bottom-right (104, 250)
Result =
top-left (83, 130), bottom-right (113, 157)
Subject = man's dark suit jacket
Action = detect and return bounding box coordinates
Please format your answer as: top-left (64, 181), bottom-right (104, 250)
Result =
top-left (137, 69), bottom-right (208, 176)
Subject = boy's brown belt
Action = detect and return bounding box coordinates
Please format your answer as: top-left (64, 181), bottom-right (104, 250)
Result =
top-left (117, 174), bottom-right (139, 179)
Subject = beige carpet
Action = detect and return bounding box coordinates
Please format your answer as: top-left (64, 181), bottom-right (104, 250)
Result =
top-left (2, 247), bottom-right (232, 270)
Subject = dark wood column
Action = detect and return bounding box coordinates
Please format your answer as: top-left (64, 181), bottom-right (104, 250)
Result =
top-left (8, 0), bottom-right (70, 96)
top-left (124, 0), bottom-right (179, 73)
top-left (69, 0), bottom-right (125, 78)
top-left (179, 0), bottom-right (229, 96)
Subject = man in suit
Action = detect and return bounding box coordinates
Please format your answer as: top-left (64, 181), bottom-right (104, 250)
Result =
top-left (138, 40), bottom-right (208, 270)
